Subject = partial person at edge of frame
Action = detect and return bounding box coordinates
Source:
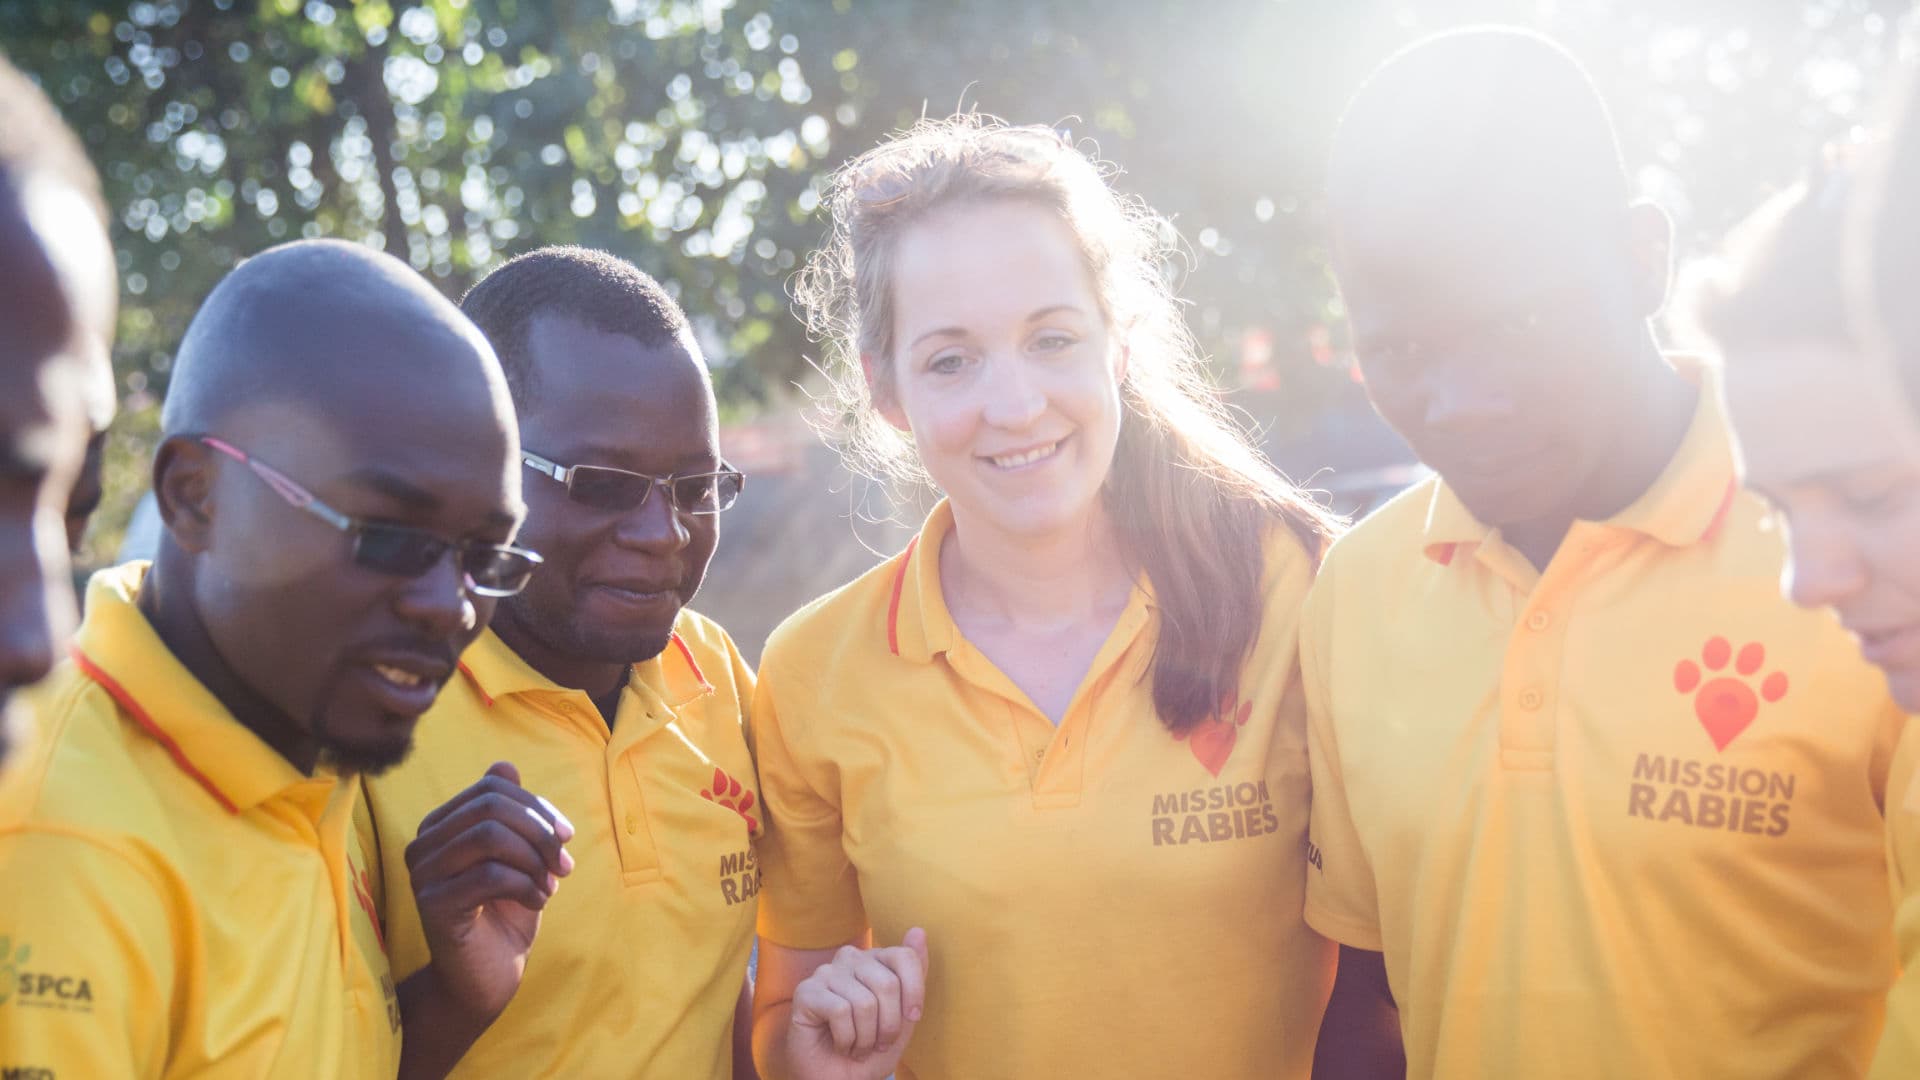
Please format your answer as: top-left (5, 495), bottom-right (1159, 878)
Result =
top-left (1693, 59), bottom-right (1920, 1080)
top-left (1306, 25), bottom-right (1902, 1080)
top-left (0, 54), bottom-right (117, 777)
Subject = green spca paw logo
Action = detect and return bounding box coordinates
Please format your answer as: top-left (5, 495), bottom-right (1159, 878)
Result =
top-left (0, 937), bottom-right (27, 1005)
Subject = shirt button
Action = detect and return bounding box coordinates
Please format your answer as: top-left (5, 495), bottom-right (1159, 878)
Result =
top-left (1519, 688), bottom-right (1543, 710)
top-left (1526, 611), bottom-right (1551, 631)
top-left (624, 813), bottom-right (638, 835)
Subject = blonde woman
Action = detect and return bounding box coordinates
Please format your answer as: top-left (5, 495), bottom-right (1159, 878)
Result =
top-left (750, 116), bottom-right (1367, 1080)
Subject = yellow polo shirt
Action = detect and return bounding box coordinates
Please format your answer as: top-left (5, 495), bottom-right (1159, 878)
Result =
top-left (1304, 367), bottom-right (1902, 1079)
top-left (357, 611), bottom-right (760, 1079)
top-left (1873, 722), bottom-right (1920, 1079)
top-left (755, 502), bottom-right (1336, 1080)
top-left (0, 563), bottom-right (399, 1079)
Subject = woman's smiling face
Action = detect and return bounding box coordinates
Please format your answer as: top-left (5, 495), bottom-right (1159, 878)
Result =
top-left (880, 199), bottom-right (1126, 543)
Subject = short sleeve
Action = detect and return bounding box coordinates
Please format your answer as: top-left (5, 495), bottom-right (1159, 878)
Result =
top-left (751, 657), bottom-right (867, 950)
top-left (1887, 721), bottom-right (1920, 900)
top-left (1875, 721), bottom-right (1920, 1079)
top-left (1873, 974), bottom-right (1920, 1080)
top-left (720, 628), bottom-right (759, 769)
top-left (722, 632), bottom-right (757, 712)
top-left (1300, 566), bottom-right (1385, 951)
top-left (0, 828), bottom-right (178, 1076)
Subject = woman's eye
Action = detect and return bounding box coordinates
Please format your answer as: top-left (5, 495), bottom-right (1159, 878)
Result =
top-left (928, 352), bottom-right (966, 374)
top-left (1033, 332), bottom-right (1077, 352)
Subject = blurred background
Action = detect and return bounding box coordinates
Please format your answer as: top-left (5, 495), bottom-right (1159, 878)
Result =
top-left (4, 0), bottom-right (1910, 656)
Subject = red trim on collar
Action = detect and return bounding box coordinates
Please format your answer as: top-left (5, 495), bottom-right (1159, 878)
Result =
top-left (70, 645), bottom-right (240, 815)
top-left (887, 536), bottom-right (919, 657)
top-left (668, 632), bottom-right (710, 690)
top-left (1699, 479), bottom-right (1738, 545)
top-left (455, 662), bottom-right (495, 708)
top-left (1432, 542), bottom-right (1458, 567)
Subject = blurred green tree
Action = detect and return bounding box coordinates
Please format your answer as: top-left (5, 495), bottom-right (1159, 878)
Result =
top-left (0, 0), bottom-right (1909, 559)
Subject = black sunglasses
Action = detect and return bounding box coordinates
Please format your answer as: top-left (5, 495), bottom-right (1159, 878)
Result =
top-left (522, 451), bottom-right (745, 515)
top-left (202, 437), bottom-right (543, 598)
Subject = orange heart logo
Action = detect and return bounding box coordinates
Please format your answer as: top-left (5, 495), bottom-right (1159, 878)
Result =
top-left (1175, 694), bottom-right (1253, 777)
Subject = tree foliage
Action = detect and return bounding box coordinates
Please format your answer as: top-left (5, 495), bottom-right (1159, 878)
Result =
top-left (1, 0), bottom-right (1909, 557)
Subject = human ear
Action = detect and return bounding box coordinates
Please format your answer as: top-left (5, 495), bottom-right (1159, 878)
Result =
top-left (150, 436), bottom-right (217, 553)
top-left (863, 352), bottom-right (910, 432)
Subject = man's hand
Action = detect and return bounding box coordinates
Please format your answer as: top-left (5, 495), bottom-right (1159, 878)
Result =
top-left (405, 761), bottom-right (574, 1022)
top-left (785, 928), bottom-right (929, 1080)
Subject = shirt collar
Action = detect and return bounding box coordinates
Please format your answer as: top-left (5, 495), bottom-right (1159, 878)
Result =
top-left (70, 562), bottom-right (316, 814)
top-left (1421, 354), bottom-right (1738, 566)
top-left (885, 501), bottom-right (956, 665)
top-left (1419, 480), bottom-right (1488, 567)
top-left (456, 620), bottom-right (714, 712)
top-left (885, 499), bottom-right (1157, 664)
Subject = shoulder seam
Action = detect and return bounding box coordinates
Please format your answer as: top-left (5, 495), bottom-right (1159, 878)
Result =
top-left (0, 820), bottom-right (180, 899)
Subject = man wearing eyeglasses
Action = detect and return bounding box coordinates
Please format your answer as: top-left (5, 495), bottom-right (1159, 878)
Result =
top-left (0, 238), bottom-right (575, 1079)
top-left (357, 246), bottom-right (763, 1079)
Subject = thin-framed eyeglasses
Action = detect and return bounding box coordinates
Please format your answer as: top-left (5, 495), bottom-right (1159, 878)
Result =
top-left (199, 436), bottom-right (542, 598)
top-left (521, 450), bottom-right (744, 516)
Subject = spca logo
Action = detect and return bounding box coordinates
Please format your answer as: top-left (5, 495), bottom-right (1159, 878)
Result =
top-left (0, 936), bottom-right (92, 1013)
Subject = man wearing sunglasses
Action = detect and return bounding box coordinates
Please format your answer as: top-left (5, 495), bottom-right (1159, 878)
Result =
top-left (0, 238), bottom-right (574, 1079)
top-left (0, 57), bottom-right (118, 776)
top-left (358, 246), bottom-right (763, 1079)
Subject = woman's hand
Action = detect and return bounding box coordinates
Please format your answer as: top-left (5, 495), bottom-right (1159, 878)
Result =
top-left (784, 928), bottom-right (929, 1080)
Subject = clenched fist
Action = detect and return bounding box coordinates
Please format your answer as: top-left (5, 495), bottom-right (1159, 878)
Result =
top-left (786, 928), bottom-right (930, 1080)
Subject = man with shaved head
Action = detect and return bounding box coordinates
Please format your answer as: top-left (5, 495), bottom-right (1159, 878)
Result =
top-left (1301, 27), bottom-right (1902, 1079)
top-left (0, 238), bottom-right (574, 1078)
top-left (0, 55), bottom-right (117, 772)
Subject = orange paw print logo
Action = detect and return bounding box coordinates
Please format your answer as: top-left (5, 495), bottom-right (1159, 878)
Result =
top-left (1673, 636), bottom-right (1788, 751)
top-left (1174, 692), bottom-right (1253, 777)
top-left (702, 767), bottom-right (760, 836)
